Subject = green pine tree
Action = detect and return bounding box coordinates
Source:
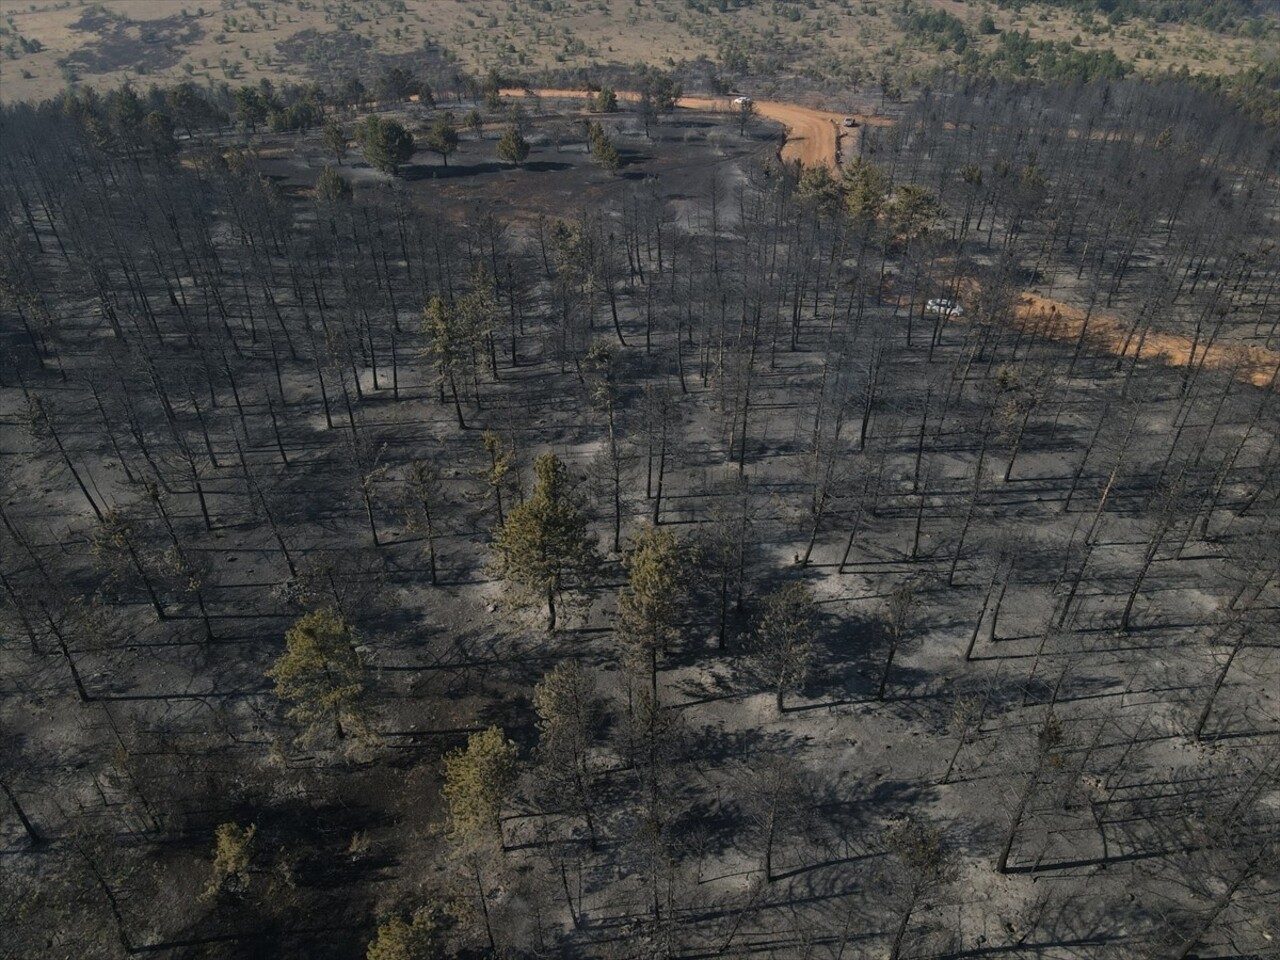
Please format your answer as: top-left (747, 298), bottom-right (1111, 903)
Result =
top-left (593, 135), bottom-right (621, 173)
top-left (617, 526), bottom-right (688, 697)
top-left (443, 726), bottom-right (519, 849)
top-left (202, 823), bottom-right (256, 900)
top-left (357, 115), bottom-right (414, 175)
top-left (426, 113), bottom-right (459, 167)
top-left (490, 453), bottom-right (600, 630)
top-left (366, 907), bottom-right (445, 960)
top-left (533, 661), bottom-right (601, 845)
top-left (266, 609), bottom-right (365, 745)
top-left (594, 86), bottom-right (618, 112)
top-left (496, 124), bottom-right (530, 166)
top-left (314, 164), bottom-right (352, 203)
top-left (842, 157), bottom-right (893, 222)
top-left (891, 184), bottom-right (944, 255)
top-left (322, 116), bottom-right (348, 164)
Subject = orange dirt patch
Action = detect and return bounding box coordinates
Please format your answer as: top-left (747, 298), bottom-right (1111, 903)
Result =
top-left (1013, 291), bottom-right (1280, 389)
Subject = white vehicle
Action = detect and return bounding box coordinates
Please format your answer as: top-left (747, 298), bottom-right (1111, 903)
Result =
top-left (732, 95), bottom-right (753, 106)
top-left (843, 117), bottom-right (858, 128)
top-left (925, 298), bottom-right (964, 317)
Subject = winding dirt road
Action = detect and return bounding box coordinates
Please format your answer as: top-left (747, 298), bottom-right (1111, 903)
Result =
top-left (673, 95), bottom-right (889, 168)
top-left (503, 87), bottom-right (889, 168)
top-left (502, 88), bottom-right (1280, 390)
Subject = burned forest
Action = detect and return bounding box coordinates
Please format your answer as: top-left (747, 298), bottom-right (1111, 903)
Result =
top-left (2, 61), bottom-right (1279, 960)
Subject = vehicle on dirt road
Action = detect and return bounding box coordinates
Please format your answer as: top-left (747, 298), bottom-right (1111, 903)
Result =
top-left (843, 117), bottom-right (858, 127)
top-left (925, 298), bottom-right (964, 317)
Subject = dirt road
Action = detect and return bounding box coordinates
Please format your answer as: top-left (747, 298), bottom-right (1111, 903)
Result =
top-left (503, 88), bottom-right (1278, 390)
top-left (675, 95), bottom-right (852, 168)
top-left (1012, 291), bottom-right (1280, 389)
top-left (504, 88), bottom-right (887, 168)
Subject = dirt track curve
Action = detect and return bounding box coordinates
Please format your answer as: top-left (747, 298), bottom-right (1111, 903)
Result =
top-left (676, 95), bottom-right (894, 168)
top-left (504, 88), bottom-right (891, 168)
top-left (505, 88), bottom-right (1280, 390)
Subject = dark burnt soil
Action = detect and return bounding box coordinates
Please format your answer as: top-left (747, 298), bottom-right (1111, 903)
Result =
top-left (274, 28), bottom-right (455, 93)
top-left (252, 106), bottom-right (780, 226)
top-left (65, 7), bottom-right (204, 75)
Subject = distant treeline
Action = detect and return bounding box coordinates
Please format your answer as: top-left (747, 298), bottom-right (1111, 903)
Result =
top-left (956, 44), bottom-right (1280, 125)
top-left (995, 0), bottom-right (1276, 35)
top-left (9, 23), bottom-right (1277, 143)
top-left (28, 62), bottom-right (485, 154)
top-left (885, 0), bottom-right (1273, 89)
top-left (964, 31), bottom-right (1133, 84)
top-left (1183, 60), bottom-right (1280, 127)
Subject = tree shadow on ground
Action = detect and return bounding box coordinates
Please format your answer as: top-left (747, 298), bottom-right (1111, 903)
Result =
top-left (806, 606), bottom-right (883, 705)
top-left (399, 160), bottom-right (568, 180)
top-left (523, 160), bottom-right (575, 173)
top-left (401, 160), bottom-right (501, 179)
top-left (151, 798), bottom-right (394, 959)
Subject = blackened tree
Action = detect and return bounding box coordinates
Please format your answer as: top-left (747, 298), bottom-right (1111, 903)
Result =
top-left (322, 117), bottom-right (348, 165)
top-left (750, 582), bottom-right (818, 715)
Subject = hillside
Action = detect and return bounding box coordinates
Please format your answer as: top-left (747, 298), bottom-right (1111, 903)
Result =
top-left (2, 60), bottom-right (1279, 957)
top-left (1, 0), bottom-right (1277, 105)
top-left (3, 1), bottom-right (1280, 957)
